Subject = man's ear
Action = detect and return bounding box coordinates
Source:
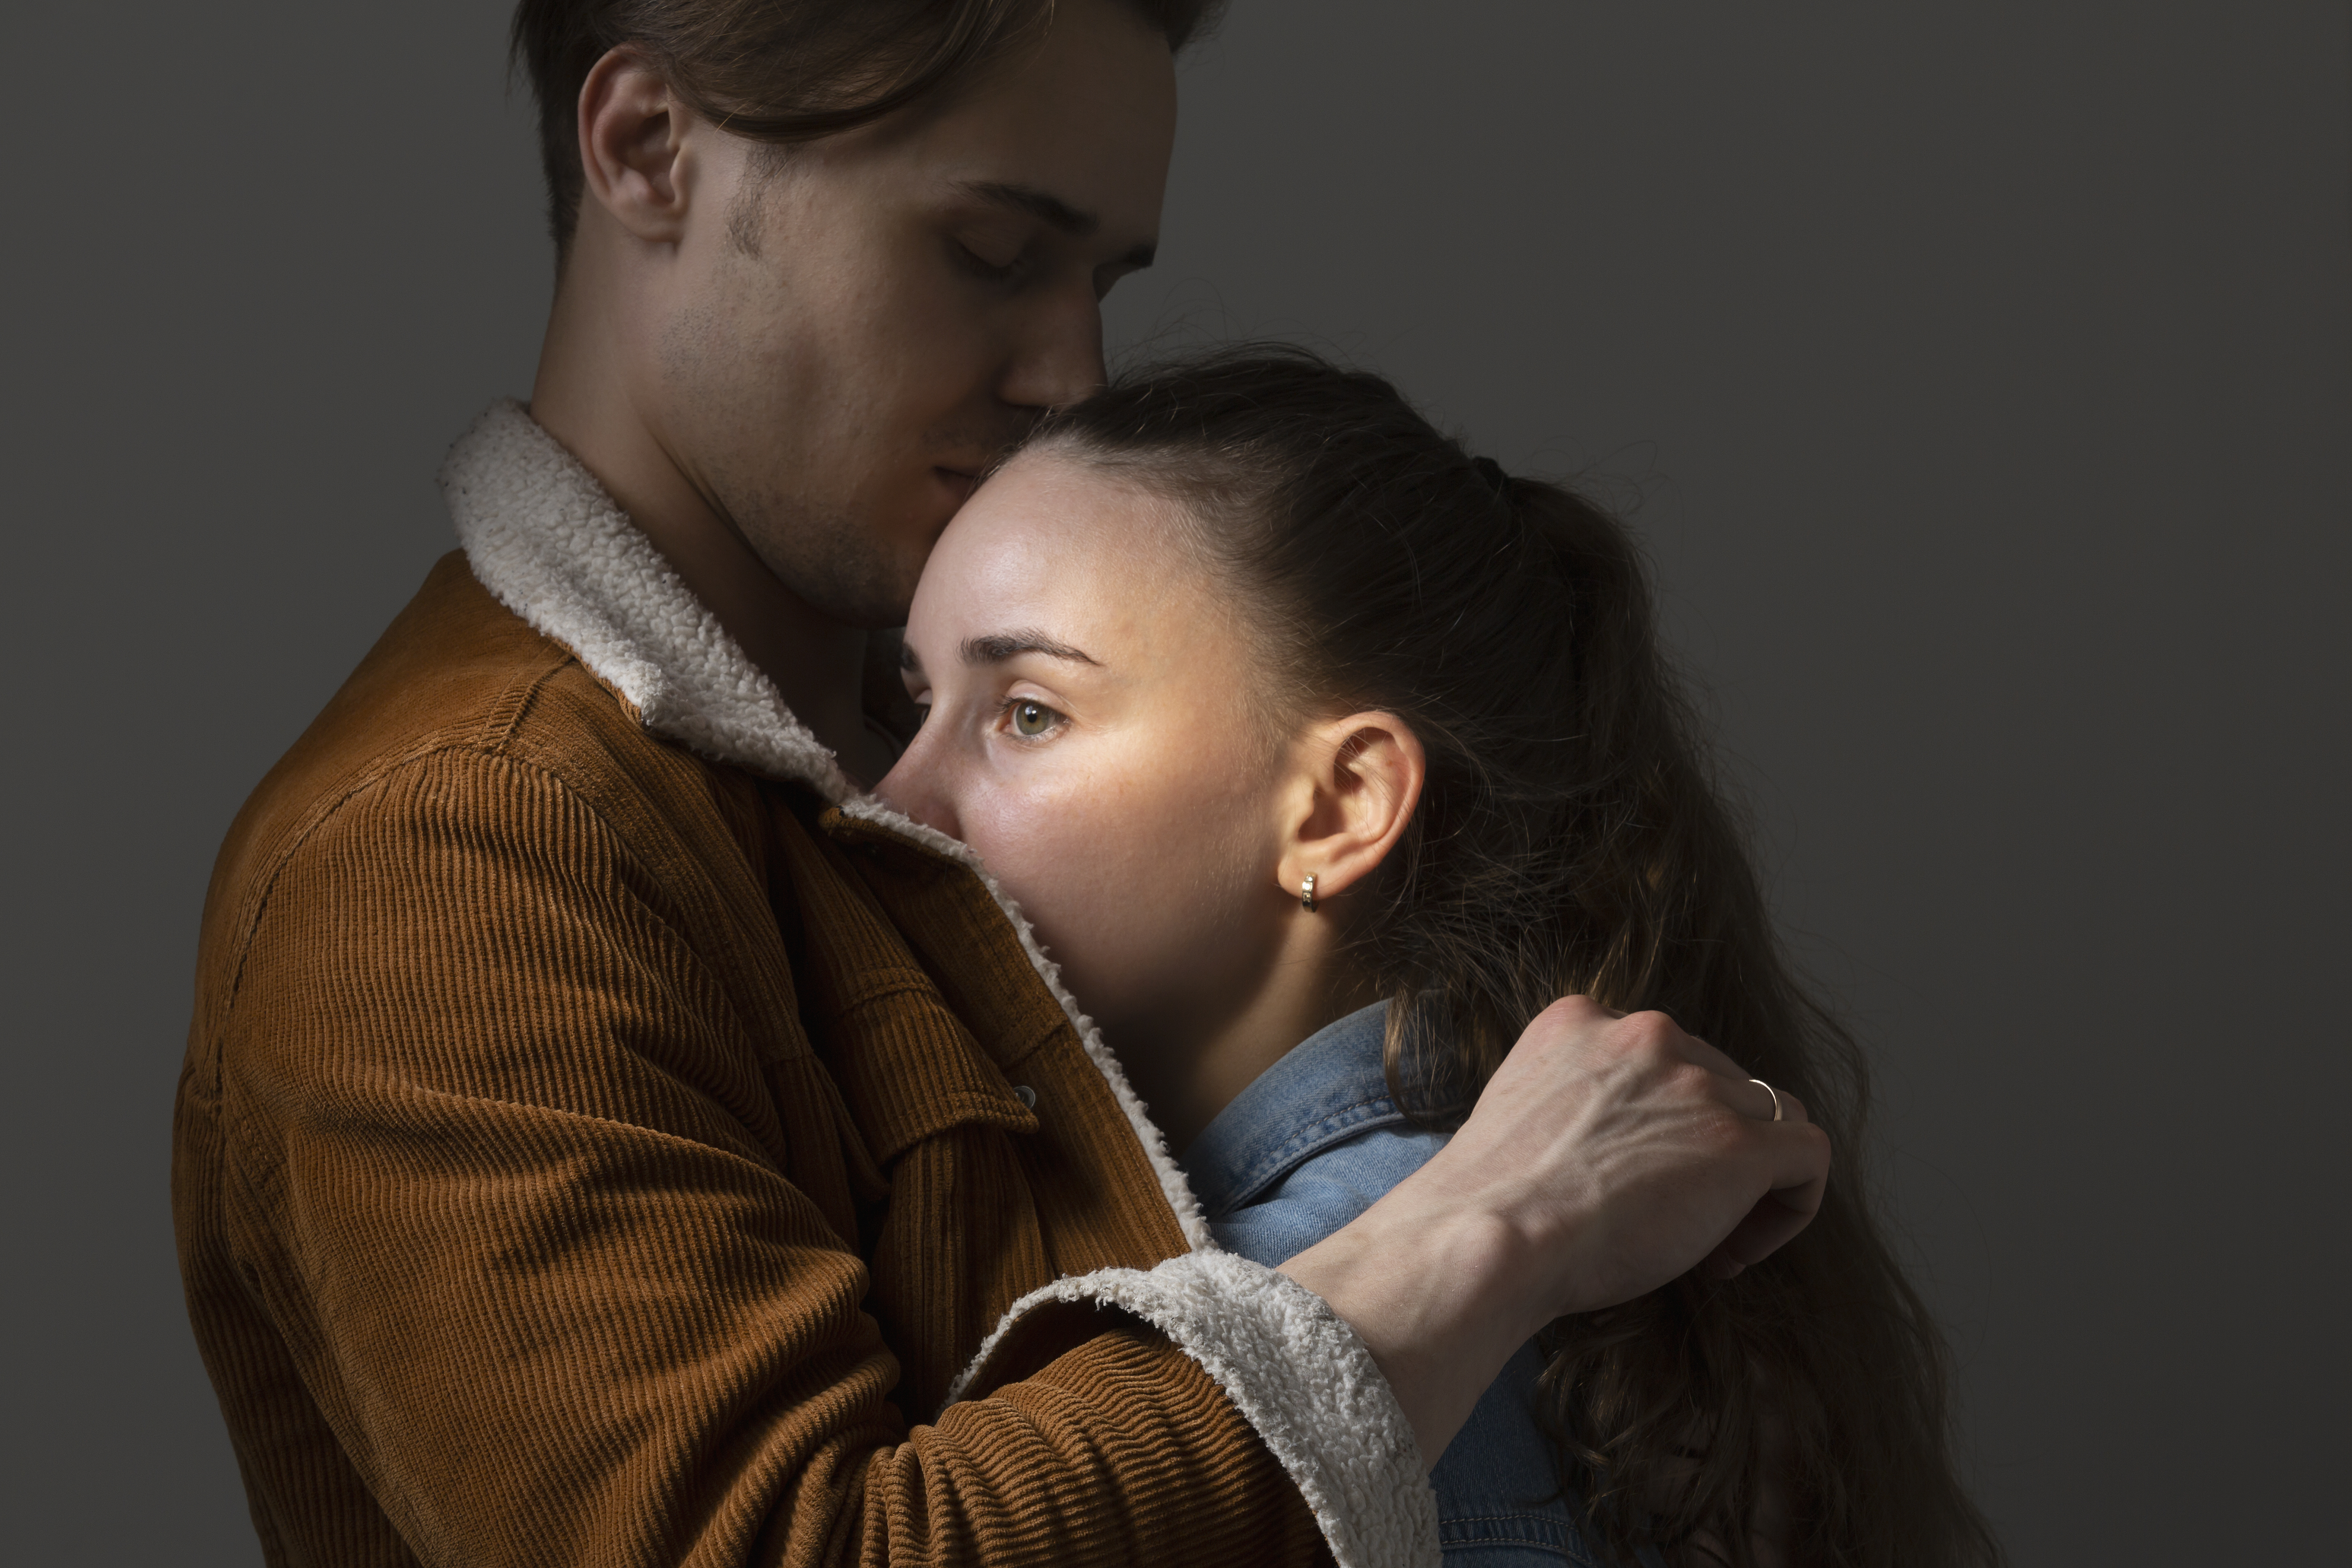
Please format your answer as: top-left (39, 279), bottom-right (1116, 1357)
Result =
top-left (576, 47), bottom-right (694, 245)
top-left (1274, 712), bottom-right (1427, 907)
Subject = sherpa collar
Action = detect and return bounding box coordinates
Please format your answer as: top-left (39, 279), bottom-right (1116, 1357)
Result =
top-left (439, 399), bottom-right (857, 799)
top-left (437, 399), bottom-right (1213, 1251)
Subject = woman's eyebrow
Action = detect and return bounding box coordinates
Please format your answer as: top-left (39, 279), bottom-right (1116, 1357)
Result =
top-left (962, 631), bottom-right (1101, 668)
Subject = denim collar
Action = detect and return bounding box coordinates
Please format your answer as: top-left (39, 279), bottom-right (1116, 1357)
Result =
top-left (1179, 1001), bottom-right (1408, 1218)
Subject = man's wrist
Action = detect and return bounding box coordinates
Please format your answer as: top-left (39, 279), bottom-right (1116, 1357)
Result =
top-left (1277, 1193), bottom-right (1542, 1468)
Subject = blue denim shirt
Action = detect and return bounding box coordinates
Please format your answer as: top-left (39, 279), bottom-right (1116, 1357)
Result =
top-left (1178, 1003), bottom-right (1639, 1567)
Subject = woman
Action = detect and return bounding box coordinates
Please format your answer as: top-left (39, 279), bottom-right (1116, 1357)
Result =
top-left (873, 349), bottom-right (1998, 1568)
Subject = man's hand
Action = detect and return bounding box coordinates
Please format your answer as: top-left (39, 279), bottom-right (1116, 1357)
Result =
top-left (1277, 997), bottom-right (1832, 1468)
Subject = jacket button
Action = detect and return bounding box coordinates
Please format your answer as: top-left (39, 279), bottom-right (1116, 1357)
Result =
top-left (1011, 1084), bottom-right (1037, 1110)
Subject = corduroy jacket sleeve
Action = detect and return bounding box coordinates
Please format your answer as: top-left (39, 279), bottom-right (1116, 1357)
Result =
top-left (176, 743), bottom-right (1333, 1568)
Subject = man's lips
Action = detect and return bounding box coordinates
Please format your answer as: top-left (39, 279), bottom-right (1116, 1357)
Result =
top-left (933, 466), bottom-right (981, 505)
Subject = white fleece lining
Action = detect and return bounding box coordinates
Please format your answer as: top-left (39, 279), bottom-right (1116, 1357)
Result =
top-left (439, 401), bottom-right (858, 802)
top-left (441, 400), bottom-right (1438, 1568)
top-left (949, 1252), bottom-right (1438, 1568)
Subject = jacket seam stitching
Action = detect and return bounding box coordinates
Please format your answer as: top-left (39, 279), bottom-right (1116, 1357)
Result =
top-left (206, 649), bottom-right (577, 1079)
top-left (211, 740), bottom-right (754, 1172)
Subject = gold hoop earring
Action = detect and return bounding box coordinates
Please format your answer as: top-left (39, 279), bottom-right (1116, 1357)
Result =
top-left (1300, 874), bottom-right (1318, 913)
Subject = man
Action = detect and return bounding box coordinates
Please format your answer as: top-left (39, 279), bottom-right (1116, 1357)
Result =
top-left (173, 2), bottom-right (1832, 1564)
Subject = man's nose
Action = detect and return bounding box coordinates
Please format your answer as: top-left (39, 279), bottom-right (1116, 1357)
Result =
top-left (997, 291), bottom-right (1107, 412)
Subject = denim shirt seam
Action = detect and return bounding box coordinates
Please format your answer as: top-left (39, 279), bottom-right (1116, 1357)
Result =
top-left (1212, 1092), bottom-right (1414, 1213)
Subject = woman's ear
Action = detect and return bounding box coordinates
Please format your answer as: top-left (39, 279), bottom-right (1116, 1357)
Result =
top-left (1275, 712), bottom-right (1427, 908)
top-left (576, 47), bottom-right (695, 245)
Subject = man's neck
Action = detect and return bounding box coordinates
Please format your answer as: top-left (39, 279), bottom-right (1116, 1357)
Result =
top-left (528, 287), bottom-right (893, 787)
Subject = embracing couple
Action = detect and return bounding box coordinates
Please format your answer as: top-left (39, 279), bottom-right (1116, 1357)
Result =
top-left (173, 4), bottom-right (1996, 1567)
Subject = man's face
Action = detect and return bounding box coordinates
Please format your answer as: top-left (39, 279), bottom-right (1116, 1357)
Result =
top-left (642, 0), bottom-right (1178, 629)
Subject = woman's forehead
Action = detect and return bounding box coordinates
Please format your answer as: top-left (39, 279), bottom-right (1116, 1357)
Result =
top-left (916, 455), bottom-right (1232, 668)
top-left (943, 455), bottom-right (1195, 590)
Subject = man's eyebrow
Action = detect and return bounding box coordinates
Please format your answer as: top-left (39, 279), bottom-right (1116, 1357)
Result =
top-left (962, 631), bottom-right (1102, 668)
top-left (952, 179), bottom-right (1157, 269)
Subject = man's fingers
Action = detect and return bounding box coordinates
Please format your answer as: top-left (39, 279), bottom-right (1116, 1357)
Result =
top-left (1752, 1082), bottom-right (1809, 1127)
top-left (1758, 1121), bottom-right (1832, 1226)
top-left (1690, 1067), bottom-right (1811, 1127)
top-left (1716, 1182), bottom-right (1822, 1269)
top-left (1665, 1027), bottom-right (1745, 1081)
top-left (1702, 1122), bottom-right (1833, 1277)
top-left (1763, 1108), bottom-right (1831, 1192)
top-left (1637, 1015), bottom-right (1810, 1128)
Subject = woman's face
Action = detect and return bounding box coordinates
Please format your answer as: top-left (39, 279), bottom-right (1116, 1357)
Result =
top-left (874, 448), bottom-right (1294, 1054)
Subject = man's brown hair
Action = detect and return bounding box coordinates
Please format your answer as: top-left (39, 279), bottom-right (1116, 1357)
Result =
top-left (511, 0), bottom-right (1223, 260)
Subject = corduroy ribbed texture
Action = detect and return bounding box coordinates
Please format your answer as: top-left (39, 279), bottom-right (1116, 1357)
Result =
top-left (175, 555), bottom-right (1333, 1568)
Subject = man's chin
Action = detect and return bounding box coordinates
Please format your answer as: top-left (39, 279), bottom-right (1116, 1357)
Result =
top-left (747, 478), bottom-right (953, 629)
top-left (826, 551), bottom-right (931, 632)
top-left (825, 587), bottom-right (923, 633)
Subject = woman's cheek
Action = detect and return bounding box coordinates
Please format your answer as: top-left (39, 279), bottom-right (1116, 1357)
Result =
top-left (958, 768), bottom-right (1194, 1016)
top-left (952, 780), bottom-right (1121, 971)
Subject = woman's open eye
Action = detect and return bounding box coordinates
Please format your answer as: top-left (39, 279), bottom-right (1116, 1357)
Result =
top-left (1007, 699), bottom-right (1064, 739)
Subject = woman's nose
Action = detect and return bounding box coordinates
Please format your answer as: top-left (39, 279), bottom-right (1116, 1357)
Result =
top-left (872, 723), bottom-right (962, 840)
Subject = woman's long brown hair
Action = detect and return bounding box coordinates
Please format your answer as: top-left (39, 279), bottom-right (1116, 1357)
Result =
top-left (1032, 347), bottom-right (2001, 1568)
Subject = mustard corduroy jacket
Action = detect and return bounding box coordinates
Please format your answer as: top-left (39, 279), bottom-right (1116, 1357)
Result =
top-left (172, 403), bottom-right (1435, 1568)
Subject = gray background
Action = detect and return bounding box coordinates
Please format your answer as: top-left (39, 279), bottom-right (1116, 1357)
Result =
top-left (7, 2), bottom-right (2346, 1563)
